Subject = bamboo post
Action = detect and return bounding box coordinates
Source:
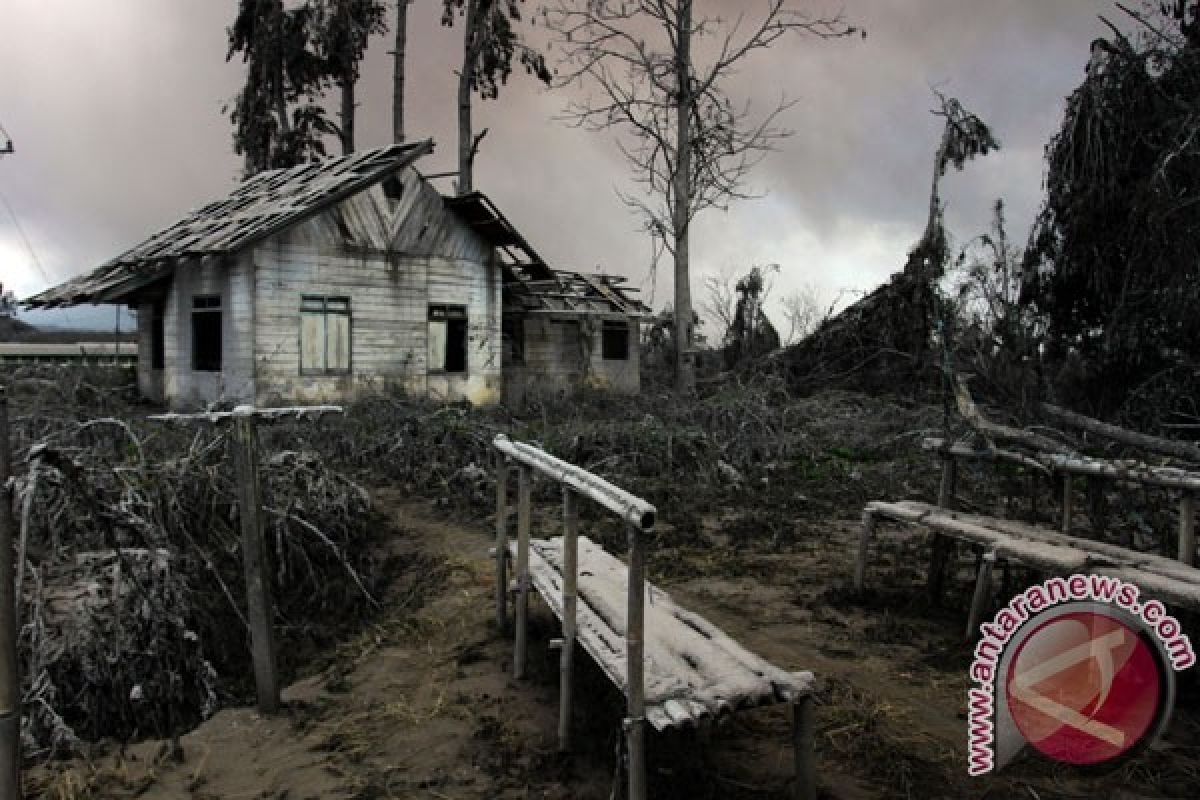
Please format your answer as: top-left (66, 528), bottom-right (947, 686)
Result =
top-left (232, 412), bottom-right (279, 714)
top-left (1061, 474), bottom-right (1073, 535)
top-left (494, 454), bottom-right (509, 631)
top-left (854, 508), bottom-right (875, 591)
top-left (513, 465), bottom-right (532, 680)
top-left (559, 488), bottom-right (578, 752)
top-left (625, 522), bottom-right (646, 800)
top-left (1180, 492), bottom-right (1196, 566)
top-left (965, 551), bottom-right (996, 640)
top-left (1028, 472), bottom-right (1039, 523)
top-left (792, 694), bottom-right (816, 800)
top-left (928, 458), bottom-right (957, 603)
top-left (0, 388), bottom-right (20, 799)
top-left (937, 456), bottom-right (957, 508)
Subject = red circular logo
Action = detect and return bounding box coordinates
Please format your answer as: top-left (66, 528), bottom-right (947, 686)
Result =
top-left (1005, 610), bottom-right (1164, 765)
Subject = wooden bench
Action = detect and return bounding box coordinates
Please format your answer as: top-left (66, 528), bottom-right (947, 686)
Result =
top-left (856, 500), bottom-right (1200, 636)
top-left (494, 435), bottom-right (817, 800)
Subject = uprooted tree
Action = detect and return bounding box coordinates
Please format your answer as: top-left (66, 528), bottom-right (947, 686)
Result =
top-left (777, 91), bottom-right (998, 393)
top-left (544, 0), bottom-right (860, 393)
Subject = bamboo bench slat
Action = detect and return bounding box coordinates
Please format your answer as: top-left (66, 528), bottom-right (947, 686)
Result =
top-left (858, 500), bottom-right (1200, 611)
top-left (514, 535), bottom-right (813, 732)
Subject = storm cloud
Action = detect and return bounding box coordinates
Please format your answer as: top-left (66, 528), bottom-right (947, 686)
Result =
top-left (0, 0), bottom-right (1118, 330)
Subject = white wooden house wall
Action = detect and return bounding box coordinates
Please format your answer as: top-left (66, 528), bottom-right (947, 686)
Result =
top-left (251, 168), bottom-right (502, 406)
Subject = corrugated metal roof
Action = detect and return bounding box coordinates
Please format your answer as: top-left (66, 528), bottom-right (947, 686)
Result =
top-left (26, 141), bottom-right (433, 308)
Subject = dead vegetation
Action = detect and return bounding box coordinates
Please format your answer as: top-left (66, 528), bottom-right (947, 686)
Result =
top-left (3, 365), bottom-right (391, 760)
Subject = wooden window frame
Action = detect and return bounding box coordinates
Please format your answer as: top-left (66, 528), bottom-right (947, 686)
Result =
top-left (299, 295), bottom-right (353, 376)
top-left (191, 294), bottom-right (222, 373)
top-left (428, 304), bottom-right (468, 375)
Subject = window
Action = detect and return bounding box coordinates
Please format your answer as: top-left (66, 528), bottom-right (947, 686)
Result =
top-left (502, 316), bottom-right (524, 365)
top-left (191, 295), bottom-right (222, 372)
top-left (300, 296), bottom-right (351, 374)
top-left (428, 305), bottom-right (467, 373)
top-left (602, 320), bottom-right (630, 361)
top-left (151, 303), bottom-right (165, 370)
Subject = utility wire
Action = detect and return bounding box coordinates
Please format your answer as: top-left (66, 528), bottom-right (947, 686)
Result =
top-left (0, 187), bottom-right (52, 286)
top-left (0, 184), bottom-right (76, 327)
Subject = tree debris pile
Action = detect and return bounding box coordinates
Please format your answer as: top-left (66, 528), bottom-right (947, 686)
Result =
top-left (6, 386), bottom-right (381, 760)
top-left (769, 247), bottom-right (941, 396)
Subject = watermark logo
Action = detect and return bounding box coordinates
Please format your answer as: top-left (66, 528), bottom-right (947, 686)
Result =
top-left (967, 575), bottom-right (1194, 775)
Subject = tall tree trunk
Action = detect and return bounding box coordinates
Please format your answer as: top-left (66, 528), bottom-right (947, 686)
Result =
top-left (457, 0), bottom-right (478, 195)
top-left (272, 2), bottom-right (291, 145)
top-left (393, 0), bottom-right (409, 143)
top-left (672, 0), bottom-right (695, 393)
top-left (340, 73), bottom-right (355, 154)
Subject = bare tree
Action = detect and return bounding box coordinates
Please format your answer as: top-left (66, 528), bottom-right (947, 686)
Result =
top-left (545, 0), bottom-right (859, 391)
top-left (700, 267), bottom-right (739, 341)
top-left (779, 283), bottom-right (828, 345)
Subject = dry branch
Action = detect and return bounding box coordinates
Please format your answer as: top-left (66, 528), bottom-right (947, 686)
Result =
top-left (1041, 402), bottom-right (1200, 463)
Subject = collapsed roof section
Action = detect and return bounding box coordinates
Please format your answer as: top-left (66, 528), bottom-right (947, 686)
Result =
top-left (504, 266), bottom-right (650, 318)
top-left (26, 141), bottom-right (433, 308)
top-left (443, 192), bottom-right (552, 280)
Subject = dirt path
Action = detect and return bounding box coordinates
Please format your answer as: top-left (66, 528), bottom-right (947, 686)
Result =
top-left (28, 492), bottom-right (1200, 799)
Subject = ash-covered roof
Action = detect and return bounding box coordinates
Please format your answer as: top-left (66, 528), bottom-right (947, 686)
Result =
top-left (26, 141), bottom-right (433, 308)
top-left (504, 267), bottom-right (649, 317)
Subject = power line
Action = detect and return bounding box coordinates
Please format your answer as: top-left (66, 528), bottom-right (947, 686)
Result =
top-left (0, 187), bottom-right (52, 286)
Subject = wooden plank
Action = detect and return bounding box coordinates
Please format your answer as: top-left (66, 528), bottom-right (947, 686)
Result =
top-left (867, 501), bottom-right (1200, 610)
top-left (513, 536), bottom-right (811, 731)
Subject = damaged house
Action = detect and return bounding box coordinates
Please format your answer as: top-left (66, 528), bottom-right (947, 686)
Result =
top-left (26, 142), bottom-right (647, 409)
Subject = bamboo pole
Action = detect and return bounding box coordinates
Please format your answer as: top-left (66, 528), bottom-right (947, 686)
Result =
top-left (559, 489), bottom-right (578, 752)
top-left (232, 412), bottom-right (279, 714)
top-left (514, 465), bottom-right (532, 680)
top-left (494, 454), bottom-right (509, 631)
top-left (792, 695), bottom-right (816, 800)
top-left (937, 457), bottom-right (957, 508)
top-left (966, 551), bottom-right (996, 640)
top-left (1062, 474), bottom-right (1073, 535)
top-left (929, 458), bottom-right (956, 603)
top-left (854, 509), bottom-right (875, 591)
top-left (1028, 472), bottom-right (1038, 523)
top-left (0, 388), bottom-right (20, 798)
top-left (625, 522), bottom-right (646, 800)
top-left (1180, 493), bottom-right (1196, 566)
top-left (493, 435), bottom-right (655, 530)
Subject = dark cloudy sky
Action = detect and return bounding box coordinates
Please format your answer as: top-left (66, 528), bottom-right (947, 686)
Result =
top-left (0, 1), bottom-right (1122, 331)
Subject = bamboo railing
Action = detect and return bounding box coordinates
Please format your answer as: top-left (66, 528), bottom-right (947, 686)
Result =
top-left (492, 434), bottom-right (656, 800)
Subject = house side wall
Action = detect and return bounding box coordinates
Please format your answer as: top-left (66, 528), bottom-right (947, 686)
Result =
top-left (134, 303), bottom-right (164, 403)
top-left (503, 316), bottom-right (640, 405)
top-left (589, 320), bottom-right (640, 393)
top-left (251, 181), bottom-right (501, 406)
top-left (162, 253), bottom-right (255, 409)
